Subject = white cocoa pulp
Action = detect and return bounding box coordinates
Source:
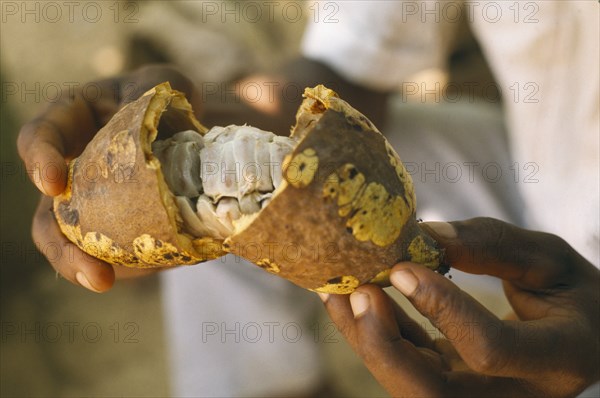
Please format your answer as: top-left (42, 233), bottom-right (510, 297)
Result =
top-left (152, 126), bottom-right (296, 239)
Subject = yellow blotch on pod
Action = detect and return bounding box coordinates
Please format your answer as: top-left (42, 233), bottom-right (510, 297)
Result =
top-left (284, 148), bottom-right (319, 188)
top-left (346, 182), bottom-right (408, 247)
top-left (322, 163), bottom-right (411, 248)
top-left (312, 275), bottom-right (360, 294)
top-left (408, 235), bottom-right (440, 269)
top-left (256, 258), bottom-right (281, 274)
top-left (369, 268), bottom-right (392, 286)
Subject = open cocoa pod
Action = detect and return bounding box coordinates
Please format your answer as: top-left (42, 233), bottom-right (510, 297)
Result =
top-left (54, 82), bottom-right (445, 293)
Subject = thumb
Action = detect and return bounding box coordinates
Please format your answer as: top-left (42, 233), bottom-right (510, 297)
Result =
top-left (421, 218), bottom-right (581, 290)
top-left (347, 285), bottom-right (445, 396)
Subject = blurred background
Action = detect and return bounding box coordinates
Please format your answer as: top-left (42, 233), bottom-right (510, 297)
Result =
top-left (1, 1), bottom-right (508, 397)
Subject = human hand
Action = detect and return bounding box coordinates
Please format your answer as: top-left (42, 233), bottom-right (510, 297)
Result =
top-left (320, 218), bottom-right (600, 397)
top-left (17, 65), bottom-right (198, 292)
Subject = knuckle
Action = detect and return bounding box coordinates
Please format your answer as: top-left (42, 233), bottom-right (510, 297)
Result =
top-left (540, 233), bottom-right (575, 266)
top-left (18, 118), bottom-right (61, 154)
top-left (523, 231), bottom-right (577, 286)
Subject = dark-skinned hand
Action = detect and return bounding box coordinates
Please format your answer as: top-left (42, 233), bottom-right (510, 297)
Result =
top-left (17, 65), bottom-right (201, 292)
top-left (319, 218), bottom-right (600, 397)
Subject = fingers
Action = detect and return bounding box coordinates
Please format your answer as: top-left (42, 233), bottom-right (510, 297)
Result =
top-left (389, 294), bottom-right (436, 350)
top-left (323, 286), bottom-right (531, 396)
top-left (421, 218), bottom-right (586, 290)
top-left (16, 65), bottom-right (192, 197)
top-left (19, 66), bottom-right (193, 292)
top-left (32, 196), bottom-right (115, 292)
top-left (17, 92), bottom-right (99, 196)
top-left (17, 119), bottom-right (68, 196)
top-left (390, 262), bottom-right (594, 381)
top-left (390, 262), bottom-right (518, 376)
top-left (321, 286), bottom-right (446, 396)
top-left (318, 293), bottom-right (358, 346)
top-left (321, 285), bottom-right (561, 397)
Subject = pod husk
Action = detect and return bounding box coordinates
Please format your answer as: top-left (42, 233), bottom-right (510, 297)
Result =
top-left (54, 83), bottom-right (443, 291)
top-left (53, 83), bottom-right (226, 267)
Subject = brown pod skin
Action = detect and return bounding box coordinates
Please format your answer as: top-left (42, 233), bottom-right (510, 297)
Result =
top-left (226, 86), bottom-right (445, 293)
top-left (53, 83), bottom-right (226, 268)
top-left (54, 83), bottom-right (445, 291)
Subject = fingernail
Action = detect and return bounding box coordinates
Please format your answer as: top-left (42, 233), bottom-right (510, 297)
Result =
top-left (422, 222), bottom-right (457, 240)
top-left (76, 272), bottom-right (101, 293)
top-left (349, 292), bottom-right (369, 318)
top-left (317, 292), bottom-right (330, 302)
top-left (391, 269), bottom-right (419, 296)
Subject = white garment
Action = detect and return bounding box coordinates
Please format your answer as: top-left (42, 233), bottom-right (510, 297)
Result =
top-left (302, 0), bottom-right (600, 265)
top-left (161, 255), bottom-right (323, 397)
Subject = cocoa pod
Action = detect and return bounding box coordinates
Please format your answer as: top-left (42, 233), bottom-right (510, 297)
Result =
top-left (54, 83), bottom-right (446, 292)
